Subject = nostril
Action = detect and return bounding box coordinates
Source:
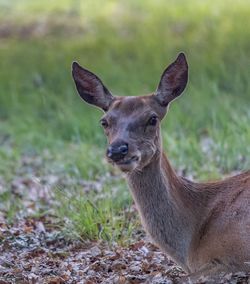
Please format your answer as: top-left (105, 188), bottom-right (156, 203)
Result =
top-left (119, 144), bottom-right (128, 155)
top-left (107, 146), bottom-right (113, 158)
top-left (107, 142), bottom-right (128, 162)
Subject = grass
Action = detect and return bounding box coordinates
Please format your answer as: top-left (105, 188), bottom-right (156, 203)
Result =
top-left (0, 0), bottom-right (250, 242)
top-left (55, 178), bottom-right (139, 244)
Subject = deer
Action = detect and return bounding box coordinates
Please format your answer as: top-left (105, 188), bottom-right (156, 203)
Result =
top-left (71, 53), bottom-right (250, 277)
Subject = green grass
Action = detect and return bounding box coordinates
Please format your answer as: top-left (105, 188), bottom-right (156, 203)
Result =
top-left (0, 0), bottom-right (250, 242)
top-left (55, 178), bottom-right (139, 244)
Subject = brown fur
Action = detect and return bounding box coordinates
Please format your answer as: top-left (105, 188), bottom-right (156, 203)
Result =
top-left (72, 53), bottom-right (250, 277)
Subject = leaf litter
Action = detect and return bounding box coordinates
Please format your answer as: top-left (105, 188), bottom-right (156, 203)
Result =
top-left (0, 153), bottom-right (249, 283)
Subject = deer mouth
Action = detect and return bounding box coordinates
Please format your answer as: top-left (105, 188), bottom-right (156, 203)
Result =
top-left (116, 155), bottom-right (139, 165)
top-left (114, 155), bottom-right (140, 173)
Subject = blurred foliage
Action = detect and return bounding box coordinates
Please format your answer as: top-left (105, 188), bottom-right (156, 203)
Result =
top-left (0, 0), bottom-right (249, 175)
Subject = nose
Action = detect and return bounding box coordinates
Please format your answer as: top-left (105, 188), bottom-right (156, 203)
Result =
top-left (107, 141), bottom-right (128, 162)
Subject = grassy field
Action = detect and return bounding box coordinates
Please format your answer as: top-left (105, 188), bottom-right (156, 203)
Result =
top-left (0, 0), bottom-right (250, 243)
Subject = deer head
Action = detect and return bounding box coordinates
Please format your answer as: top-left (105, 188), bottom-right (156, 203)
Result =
top-left (72, 53), bottom-right (188, 173)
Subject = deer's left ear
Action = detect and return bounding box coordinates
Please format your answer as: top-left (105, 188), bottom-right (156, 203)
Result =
top-left (155, 53), bottom-right (188, 107)
top-left (72, 62), bottom-right (114, 111)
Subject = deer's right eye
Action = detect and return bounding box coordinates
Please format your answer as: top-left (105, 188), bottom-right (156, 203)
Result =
top-left (100, 119), bottom-right (109, 128)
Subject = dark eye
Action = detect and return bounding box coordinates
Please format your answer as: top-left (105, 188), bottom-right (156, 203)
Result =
top-left (100, 119), bottom-right (108, 128)
top-left (147, 115), bottom-right (158, 126)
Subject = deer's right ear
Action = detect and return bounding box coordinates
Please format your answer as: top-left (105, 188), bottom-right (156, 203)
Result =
top-left (72, 62), bottom-right (114, 111)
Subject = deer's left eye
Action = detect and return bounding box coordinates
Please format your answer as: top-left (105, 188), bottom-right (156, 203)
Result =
top-left (147, 115), bottom-right (158, 126)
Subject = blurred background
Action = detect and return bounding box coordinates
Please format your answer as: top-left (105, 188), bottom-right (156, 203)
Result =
top-left (0, 0), bottom-right (250, 241)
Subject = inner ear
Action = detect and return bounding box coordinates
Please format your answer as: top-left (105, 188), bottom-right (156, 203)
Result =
top-left (72, 62), bottom-right (114, 111)
top-left (156, 53), bottom-right (188, 107)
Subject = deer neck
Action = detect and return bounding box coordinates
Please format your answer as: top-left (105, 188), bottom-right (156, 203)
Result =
top-left (127, 152), bottom-right (205, 271)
